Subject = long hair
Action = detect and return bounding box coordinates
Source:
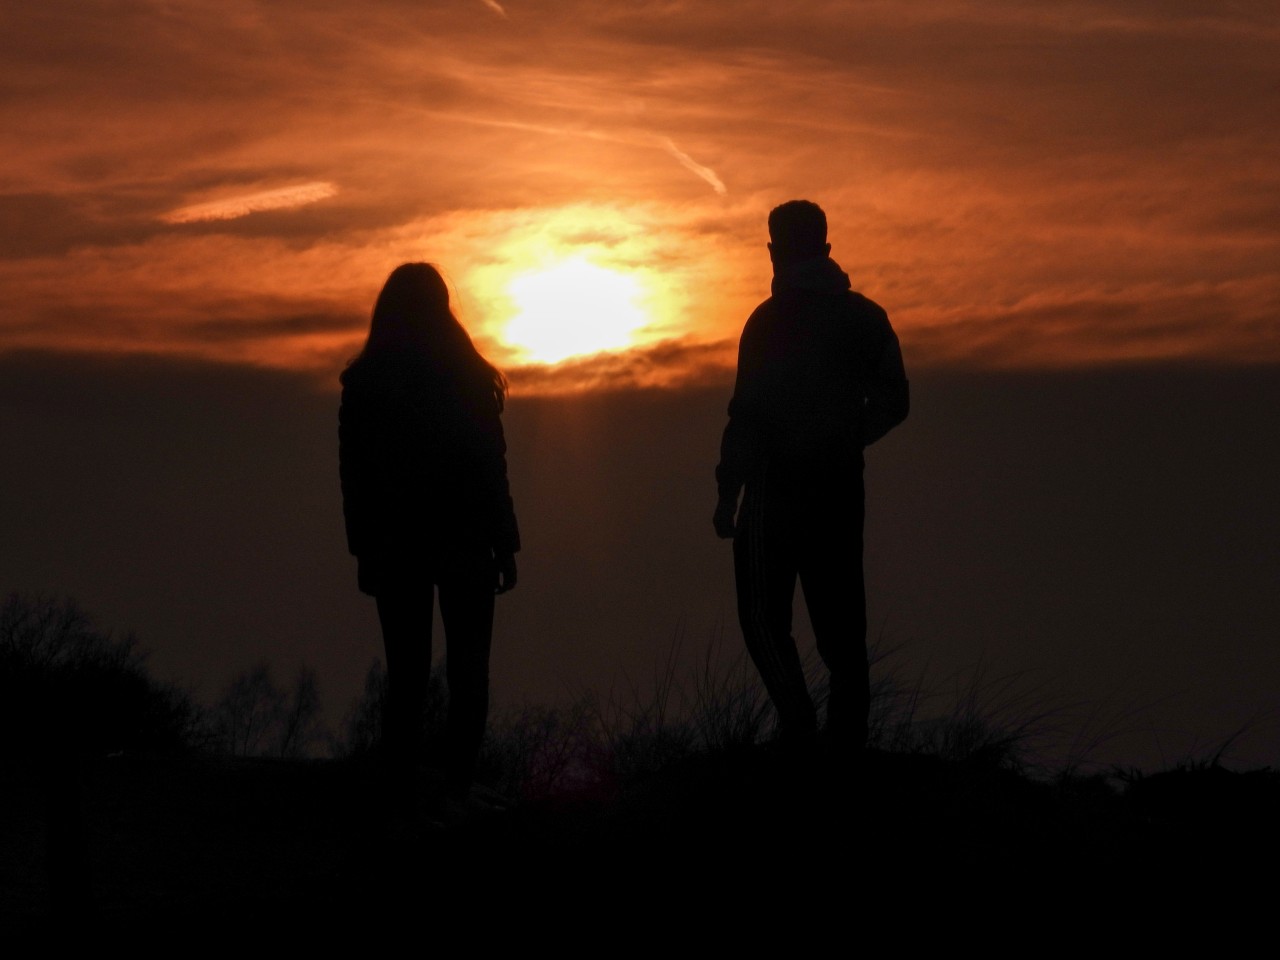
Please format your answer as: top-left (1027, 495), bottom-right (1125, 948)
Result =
top-left (351, 262), bottom-right (507, 408)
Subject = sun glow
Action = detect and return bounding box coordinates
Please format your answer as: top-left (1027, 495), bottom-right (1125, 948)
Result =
top-left (503, 257), bottom-right (650, 364)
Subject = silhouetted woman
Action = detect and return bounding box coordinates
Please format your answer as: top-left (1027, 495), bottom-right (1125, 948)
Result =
top-left (339, 263), bottom-right (519, 804)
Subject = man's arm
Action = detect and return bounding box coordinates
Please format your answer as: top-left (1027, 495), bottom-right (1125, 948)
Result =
top-left (714, 393), bottom-right (750, 539)
top-left (863, 324), bottom-right (909, 446)
top-left (713, 308), bottom-right (768, 537)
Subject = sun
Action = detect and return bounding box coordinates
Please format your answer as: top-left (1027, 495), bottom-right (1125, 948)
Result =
top-left (503, 257), bottom-right (650, 364)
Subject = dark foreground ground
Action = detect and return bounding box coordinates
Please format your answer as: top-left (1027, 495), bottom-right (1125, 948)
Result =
top-left (4, 747), bottom-right (1278, 936)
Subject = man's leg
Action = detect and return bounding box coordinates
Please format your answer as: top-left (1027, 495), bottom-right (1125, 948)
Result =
top-left (798, 473), bottom-right (868, 750)
top-left (734, 476), bottom-right (817, 743)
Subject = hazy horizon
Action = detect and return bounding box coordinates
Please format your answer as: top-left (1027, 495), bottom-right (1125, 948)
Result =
top-left (4, 351), bottom-right (1278, 772)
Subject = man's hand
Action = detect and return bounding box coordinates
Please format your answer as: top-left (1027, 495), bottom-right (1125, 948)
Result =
top-left (495, 552), bottom-right (518, 594)
top-left (713, 498), bottom-right (738, 539)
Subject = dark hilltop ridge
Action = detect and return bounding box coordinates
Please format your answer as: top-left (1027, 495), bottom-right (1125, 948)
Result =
top-left (6, 744), bottom-right (1279, 931)
top-left (5, 592), bottom-right (1278, 931)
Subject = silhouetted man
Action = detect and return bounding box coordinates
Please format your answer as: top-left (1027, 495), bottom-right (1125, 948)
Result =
top-left (715, 200), bottom-right (908, 752)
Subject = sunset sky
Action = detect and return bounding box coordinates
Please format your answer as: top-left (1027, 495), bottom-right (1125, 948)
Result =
top-left (4, 1), bottom-right (1277, 383)
top-left (3, 2), bottom-right (1279, 770)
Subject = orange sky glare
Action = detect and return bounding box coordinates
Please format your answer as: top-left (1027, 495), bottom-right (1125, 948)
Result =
top-left (2, 1), bottom-right (1278, 390)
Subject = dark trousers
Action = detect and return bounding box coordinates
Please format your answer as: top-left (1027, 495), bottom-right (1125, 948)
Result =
top-left (734, 465), bottom-right (869, 747)
top-left (375, 552), bottom-right (494, 791)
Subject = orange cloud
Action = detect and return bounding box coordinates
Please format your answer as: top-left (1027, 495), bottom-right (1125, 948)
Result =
top-left (0, 1), bottom-right (1276, 390)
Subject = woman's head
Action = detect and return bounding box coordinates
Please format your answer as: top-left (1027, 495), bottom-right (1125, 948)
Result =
top-left (366, 262), bottom-right (457, 354)
top-left (355, 262), bottom-right (506, 405)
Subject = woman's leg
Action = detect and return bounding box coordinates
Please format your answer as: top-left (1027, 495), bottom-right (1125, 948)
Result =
top-left (375, 588), bottom-right (434, 771)
top-left (437, 555), bottom-right (495, 794)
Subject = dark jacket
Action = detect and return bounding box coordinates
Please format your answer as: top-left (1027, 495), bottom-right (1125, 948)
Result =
top-left (338, 354), bottom-right (520, 582)
top-left (716, 256), bottom-right (908, 502)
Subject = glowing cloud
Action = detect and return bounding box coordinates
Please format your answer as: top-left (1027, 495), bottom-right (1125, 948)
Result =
top-left (4, 2), bottom-right (1278, 385)
top-left (160, 182), bottom-right (338, 224)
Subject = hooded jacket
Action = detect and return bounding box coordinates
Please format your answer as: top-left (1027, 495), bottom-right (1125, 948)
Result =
top-left (716, 256), bottom-right (908, 503)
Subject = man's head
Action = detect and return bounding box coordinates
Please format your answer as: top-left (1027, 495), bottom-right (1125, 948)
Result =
top-left (768, 200), bottom-right (830, 265)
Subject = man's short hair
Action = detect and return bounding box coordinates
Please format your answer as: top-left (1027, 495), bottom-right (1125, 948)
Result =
top-left (768, 200), bottom-right (827, 256)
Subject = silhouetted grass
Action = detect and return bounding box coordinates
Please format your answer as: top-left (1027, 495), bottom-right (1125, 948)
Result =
top-left (478, 629), bottom-right (777, 800)
top-left (476, 629), bottom-right (1274, 803)
top-left (8, 606), bottom-right (1279, 929)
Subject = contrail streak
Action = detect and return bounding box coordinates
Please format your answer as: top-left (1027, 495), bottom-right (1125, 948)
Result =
top-left (160, 182), bottom-right (338, 224)
top-left (662, 138), bottom-right (727, 195)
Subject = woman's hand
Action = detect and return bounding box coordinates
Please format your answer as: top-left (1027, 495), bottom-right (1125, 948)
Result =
top-left (495, 552), bottom-right (518, 594)
top-left (713, 496), bottom-right (738, 539)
